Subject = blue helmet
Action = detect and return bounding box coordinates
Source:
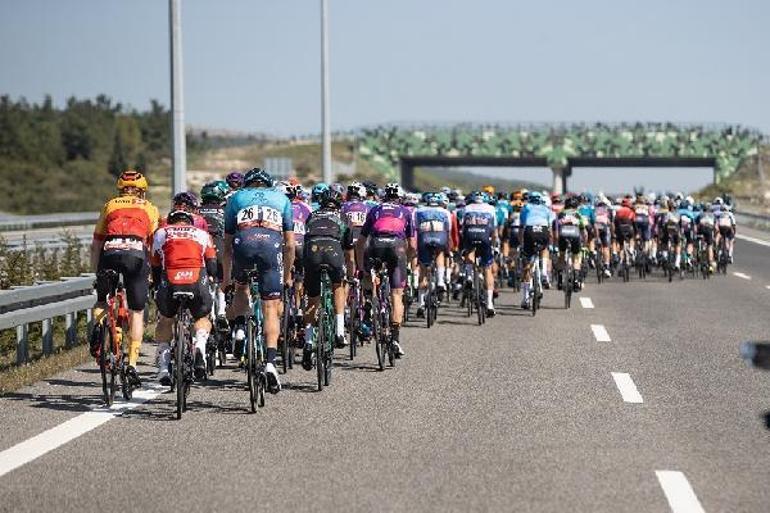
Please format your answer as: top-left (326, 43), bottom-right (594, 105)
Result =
top-left (467, 191), bottom-right (484, 204)
top-left (529, 191), bottom-right (544, 205)
top-left (244, 167), bottom-right (273, 187)
top-left (312, 183), bottom-right (329, 202)
top-left (425, 192), bottom-right (441, 206)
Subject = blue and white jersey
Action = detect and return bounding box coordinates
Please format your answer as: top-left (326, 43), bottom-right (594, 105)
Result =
top-left (462, 203), bottom-right (497, 238)
top-left (520, 203), bottom-right (555, 228)
top-left (678, 208), bottom-right (696, 230)
top-left (494, 202), bottom-right (510, 228)
top-left (577, 204), bottom-right (595, 225)
top-left (415, 206), bottom-right (451, 239)
top-left (224, 187), bottom-right (293, 237)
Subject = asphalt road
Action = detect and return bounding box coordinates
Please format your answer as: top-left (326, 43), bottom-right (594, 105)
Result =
top-left (1, 234), bottom-right (769, 512)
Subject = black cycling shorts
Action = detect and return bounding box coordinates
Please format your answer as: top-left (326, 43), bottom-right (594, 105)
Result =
top-left (522, 226), bottom-right (549, 258)
top-left (615, 222), bottom-right (634, 244)
top-left (718, 225), bottom-right (735, 240)
top-left (697, 228), bottom-right (714, 245)
top-left (97, 249), bottom-right (150, 311)
top-left (232, 232), bottom-right (284, 300)
top-left (343, 227), bottom-right (363, 250)
top-left (293, 240), bottom-right (305, 276)
top-left (558, 233), bottom-right (581, 254)
top-left (155, 275), bottom-right (212, 320)
top-left (303, 237), bottom-right (345, 297)
top-left (660, 226), bottom-right (680, 245)
top-left (596, 225), bottom-right (611, 248)
top-left (364, 236), bottom-right (408, 289)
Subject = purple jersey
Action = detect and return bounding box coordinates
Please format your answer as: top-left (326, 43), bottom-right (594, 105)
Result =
top-left (291, 200), bottom-right (312, 244)
top-left (361, 202), bottom-right (415, 240)
top-left (341, 200), bottom-right (370, 229)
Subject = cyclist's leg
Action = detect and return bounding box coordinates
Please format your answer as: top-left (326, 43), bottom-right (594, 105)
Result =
top-left (154, 282), bottom-right (177, 384)
top-left (302, 252), bottom-right (321, 369)
top-left (188, 282), bottom-right (213, 378)
top-left (120, 252), bottom-right (150, 370)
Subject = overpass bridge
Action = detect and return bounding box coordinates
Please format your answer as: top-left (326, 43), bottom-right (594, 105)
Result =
top-left (356, 122), bottom-right (761, 192)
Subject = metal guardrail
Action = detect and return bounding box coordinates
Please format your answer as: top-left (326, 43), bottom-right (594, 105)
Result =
top-left (0, 275), bottom-right (96, 365)
top-left (5, 234), bottom-right (92, 252)
top-left (735, 210), bottom-right (770, 231)
top-left (0, 212), bottom-right (99, 232)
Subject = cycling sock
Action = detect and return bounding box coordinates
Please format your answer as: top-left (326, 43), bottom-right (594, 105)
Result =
top-left (216, 290), bottom-right (226, 316)
top-left (92, 307), bottom-right (106, 324)
top-left (335, 314), bottom-right (345, 337)
top-left (128, 339), bottom-right (142, 367)
top-left (156, 343), bottom-right (170, 370)
top-left (194, 329), bottom-right (208, 355)
top-left (304, 325), bottom-right (314, 346)
top-left (391, 324), bottom-right (400, 341)
top-left (418, 289), bottom-right (426, 306)
top-left (522, 282), bottom-right (531, 301)
top-left (437, 266), bottom-right (446, 286)
top-left (266, 347), bottom-right (277, 365)
top-left (486, 289), bottom-right (494, 308)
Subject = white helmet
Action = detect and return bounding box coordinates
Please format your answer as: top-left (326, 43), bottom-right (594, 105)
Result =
top-left (714, 197), bottom-right (724, 206)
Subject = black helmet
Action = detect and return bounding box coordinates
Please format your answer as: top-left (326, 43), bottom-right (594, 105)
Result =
top-left (319, 188), bottom-right (343, 209)
top-left (565, 195), bottom-right (580, 209)
top-left (172, 191), bottom-right (200, 210)
top-left (244, 167), bottom-right (273, 187)
top-left (167, 209), bottom-right (194, 225)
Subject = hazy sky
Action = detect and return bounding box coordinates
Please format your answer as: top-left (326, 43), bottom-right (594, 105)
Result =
top-left (1, 0), bottom-right (768, 136)
top-left (1, 0), bottom-right (767, 192)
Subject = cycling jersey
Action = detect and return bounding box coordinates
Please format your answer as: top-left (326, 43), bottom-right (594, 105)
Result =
top-left (461, 203), bottom-right (497, 267)
top-left (415, 205), bottom-right (451, 266)
top-left (520, 203), bottom-right (555, 227)
top-left (224, 187), bottom-right (293, 298)
top-left (341, 199), bottom-right (370, 249)
top-left (291, 199), bottom-right (312, 246)
top-left (361, 202), bottom-right (415, 240)
top-left (303, 209), bottom-right (348, 296)
top-left (577, 204), bottom-right (595, 226)
top-left (199, 203), bottom-right (225, 239)
top-left (93, 195), bottom-right (160, 247)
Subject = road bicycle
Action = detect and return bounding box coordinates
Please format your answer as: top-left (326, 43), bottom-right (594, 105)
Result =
top-left (279, 277), bottom-right (297, 373)
top-left (370, 259), bottom-right (395, 371)
top-left (314, 265), bottom-right (335, 390)
top-left (93, 269), bottom-right (134, 406)
top-left (346, 273), bottom-right (365, 360)
top-left (169, 291), bottom-right (195, 420)
top-left (244, 270), bottom-right (267, 413)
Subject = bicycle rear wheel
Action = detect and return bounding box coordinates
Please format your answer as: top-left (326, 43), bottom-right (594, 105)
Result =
top-left (98, 323), bottom-right (115, 406)
top-left (175, 330), bottom-right (185, 420)
top-left (348, 288), bottom-right (358, 360)
top-left (246, 319), bottom-right (257, 413)
top-left (475, 271), bottom-right (484, 326)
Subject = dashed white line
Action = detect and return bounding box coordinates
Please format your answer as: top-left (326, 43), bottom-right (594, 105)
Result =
top-left (610, 372), bottom-right (643, 403)
top-left (732, 272), bottom-right (751, 280)
top-left (736, 233), bottom-right (770, 248)
top-left (579, 297), bottom-right (594, 309)
top-left (0, 386), bottom-right (163, 478)
top-left (591, 324), bottom-right (611, 342)
top-left (765, 285), bottom-right (770, 290)
top-left (655, 470), bottom-right (705, 513)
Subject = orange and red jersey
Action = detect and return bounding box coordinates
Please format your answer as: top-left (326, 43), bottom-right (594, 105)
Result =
top-left (93, 195), bottom-right (160, 247)
top-left (150, 225), bottom-right (216, 285)
top-left (614, 205), bottom-right (636, 225)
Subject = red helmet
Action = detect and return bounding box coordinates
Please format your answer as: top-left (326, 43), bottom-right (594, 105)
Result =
top-left (621, 197), bottom-right (633, 208)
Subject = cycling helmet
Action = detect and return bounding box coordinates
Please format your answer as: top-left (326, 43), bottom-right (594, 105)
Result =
top-left (243, 167), bottom-right (273, 188)
top-left (713, 197), bottom-right (724, 206)
top-left (440, 186), bottom-right (451, 195)
top-left (276, 180), bottom-right (291, 196)
top-left (117, 170), bottom-right (148, 191)
top-left (172, 191), bottom-right (200, 210)
top-left (312, 183), bottom-right (329, 202)
top-left (621, 197), bottom-right (633, 208)
top-left (319, 187), bottom-right (343, 209)
top-left (362, 181), bottom-right (378, 197)
top-left (447, 190), bottom-right (459, 202)
top-left (200, 180), bottom-right (230, 204)
top-left (438, 192), bottom-right (449, 207)
top-left (550, 192), bottom-right (562, 203)
top-left (286, 183), bottom-right (302, 199)
top-left (347, 181), bottom-right (366, 199)
top-left (565, 195), bottom-right (580, 209)
top-left (425, 193), bottom-right (441, 207)
top-left (167, 209), bottom-right (194, 225)
top-left (225, 171), bottom-right (244, 189)
top-left (528, 191), bottom-right (543, 205)
top-left (482, 184), bottom-right (495, 195)
top-left (383, 182), bottom-right (401, 200)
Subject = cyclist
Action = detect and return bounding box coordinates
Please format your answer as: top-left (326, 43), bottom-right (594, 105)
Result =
top-left (614, 196), bottom-right (636, 270)
top-left (199, 180), bottom-right (230, 323)
top-left (301, 188), bottom-right (350, 370)
top-left (633, 192), bottom-right (653, 263)
top-left (554, 195), bottom-right (588, 290)
top-left (341, 182), bottom-right (371, 282)
top-left (356, 182), bottom-right (415, 357)
top-left (659, 198), bottom-right (682, 270)
top-left (165, 191), bottom-right (209, 231)
top-left (577, 193), bottom-right (595, 268)
top-left (286, 182), bottom-right (312, 323)
top-left (90, 170), bottom-right (159, 387)
top-left (518, 191), bottom-right (554, 309)
top-left (461, 191), bottom-right (498, 317)
top-left (695, 201), bottom-right (716, 272)
top-left (678, 197), bottom-right (697, 270)
top-left (151, 210), bottom-right (218, 384)
top-left (715, 201), bottom-right (737, 263)
top-left (414, 192), bottom-right (452, 318)
top-left (222, 168), bottom-right (295, 393)
top-left (551, 193), bottom-right (564, 215)
top-left (225, 171), bottom-right (244, 196)
top-left (506, 190), bottom-right (525, 286)
top-left (593, 195), bottom-right (614, 277)
top-left (311, 183), bottom-right (329, 211)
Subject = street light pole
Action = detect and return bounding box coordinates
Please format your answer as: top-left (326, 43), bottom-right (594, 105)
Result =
top-left (169, 0), bottom-right (186, 194)
top-left (321, 0), bottom-right (332, 184)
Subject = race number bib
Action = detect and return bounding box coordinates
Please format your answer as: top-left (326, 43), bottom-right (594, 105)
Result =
top-left (419, 220), bottom-right (444, 233)
top-left (237, 205), bottom-right (283, 231)
top-left (346, 211), bottom-right (367, 227)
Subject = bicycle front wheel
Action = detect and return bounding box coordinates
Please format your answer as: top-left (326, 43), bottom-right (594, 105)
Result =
top-left (175, 331), bottom-right (185, 420)
top-left (246, 319), bottom-right (257, 413)
top-left (98, 323), bottom-right (115, 406)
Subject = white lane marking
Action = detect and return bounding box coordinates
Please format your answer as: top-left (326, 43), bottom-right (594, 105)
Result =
top-left (610, 372), bottom-right (643, 403)
top-left (732, 272), bottom-right (751, 280)
top-left (765, 285), bottom-right (770, 290)
top-left (0, 386), bottom-right (162, 478)
top-left (655, 470), bottom-right (706, 513)
top-left (579, 297), bottom-right (594, 309)
top-left (591, 324), bottom-right (610, 342)
top-left (736, 233), bottom-right (770, 248)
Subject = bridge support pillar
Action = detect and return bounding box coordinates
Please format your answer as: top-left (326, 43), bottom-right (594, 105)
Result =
top-left (551, 167), bottom-right (566, 194)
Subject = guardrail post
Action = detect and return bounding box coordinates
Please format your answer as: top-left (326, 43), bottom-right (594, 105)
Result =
top-left (42, 318), bottom-right (54, 355)
top-left (16, 324), bottom-right (29, 364)
top-left (86, 308), bottom-right (93, 335)
top-left (65, 312), bottom-right (76, 348)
